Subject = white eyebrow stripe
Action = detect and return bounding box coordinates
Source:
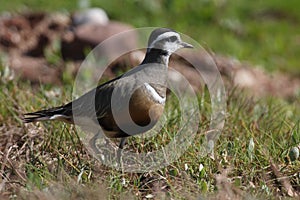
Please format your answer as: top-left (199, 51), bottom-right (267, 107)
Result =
top-left (144, 83), bottom-right (166, 104)
top-left (149, 31), bottom-right (180, 49)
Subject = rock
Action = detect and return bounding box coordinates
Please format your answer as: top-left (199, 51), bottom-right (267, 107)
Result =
top-left (172, 50), bottom-right (223, 93)
top-left (24, 13), bottom-right (71, 57)
top-left (169, 58), bottom-right (205, 93)
top-left (0, 15), bottom-right (32, 50)
top-left (0, 12), bottom-right (70, 56)
top-left (288, 147), bottom-right (299, 162)
top-left (72, 8), bottom-right (109, 26)
top-left (9, 54), bottom-right (61, 84)
top-left (176, 51), bottom-right (300, 99)
top-left (61, 21), bottom-right (137, 61)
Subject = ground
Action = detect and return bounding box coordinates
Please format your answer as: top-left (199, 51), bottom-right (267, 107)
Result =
top-left (0, 1), bottom-right (300, 199)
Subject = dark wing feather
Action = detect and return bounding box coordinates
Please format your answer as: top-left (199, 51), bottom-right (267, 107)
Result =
top-left (23, 74), bottom-right (124, 124)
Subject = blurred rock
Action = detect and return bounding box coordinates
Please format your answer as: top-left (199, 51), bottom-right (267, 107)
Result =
top-left (175, 50), bottom-right (217, 74)
top-left (221, 59), bottom-right (300, 99)
top-left (0, 11), bottom-right (299, 100)
top-left (108, 50), bottom-right (145, 75)
top-left (177, 51), bottom-right (300, 99)
top-left (169, 58), bottom-right (204, 93)
top-left (61, 21), bottom-right (137, 61)
top-left (9, 54), bottom-right (61, 84)
top-left (0, 12), bottom-right (70, 56)
top-left (72, 8), bottom-right (109, 26)
top-left (288, 146), bottom-right (299, 162)
top-left (0, 15), bottom-right (32, 51)
top-left (24, 13), bottom-right (70, 57)
top-left (0, 12), bottom-right (69, 84)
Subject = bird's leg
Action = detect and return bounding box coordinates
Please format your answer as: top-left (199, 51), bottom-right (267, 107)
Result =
top-left (89, 131), bottom-right (101, 155)
top-left (117, 137), bottom-right (127, 164)
top-left (119, 138), bottom-right (127, 150)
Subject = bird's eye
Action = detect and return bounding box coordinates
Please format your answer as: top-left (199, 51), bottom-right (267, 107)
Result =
top-left (169, 36), bottom-right (177, 42)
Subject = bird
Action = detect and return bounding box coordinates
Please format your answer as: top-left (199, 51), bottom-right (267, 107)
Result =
top-left (23, 28), bottom-right (193, 151)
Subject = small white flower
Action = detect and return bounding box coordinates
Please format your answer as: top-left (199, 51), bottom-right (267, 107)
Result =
top-left (199, 163), bottom-right (204, 172)
top-left (184, 163), bottom-right (188, 171)
top-left (145, 194), bottom-right (154, 199)
top-left (122, 177), bottom-right (126, 185)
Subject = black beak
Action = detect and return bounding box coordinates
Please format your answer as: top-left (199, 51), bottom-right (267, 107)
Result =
top-left (181, 41), bottom-right (193, 48)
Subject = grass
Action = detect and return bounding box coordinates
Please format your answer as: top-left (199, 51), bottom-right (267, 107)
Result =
top-left (0, 63), bottom-right (300, 199)
top-left (0, 0), bottom-right (300, 199)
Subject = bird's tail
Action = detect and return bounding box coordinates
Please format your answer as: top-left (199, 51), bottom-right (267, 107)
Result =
top-left (23, 104), bottom-right (73, 123)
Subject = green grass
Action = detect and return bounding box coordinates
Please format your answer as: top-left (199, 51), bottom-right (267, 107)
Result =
top-left (1, 0), bottom-right (300, 199)
top-left (1, 0), bottom-right (299, 74)
top-left (0, 64), bottom-right (299, 199)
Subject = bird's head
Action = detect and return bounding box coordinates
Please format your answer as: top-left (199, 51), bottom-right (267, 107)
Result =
top-left (147, 28), bottom-right (193, 54)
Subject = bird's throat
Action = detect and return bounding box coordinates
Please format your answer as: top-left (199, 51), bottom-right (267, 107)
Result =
top-left (142, 48), bottom-right (171, 66)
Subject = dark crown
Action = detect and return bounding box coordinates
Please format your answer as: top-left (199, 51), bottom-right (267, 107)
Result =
top-left (147, 28), bottom-right (177, 47)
